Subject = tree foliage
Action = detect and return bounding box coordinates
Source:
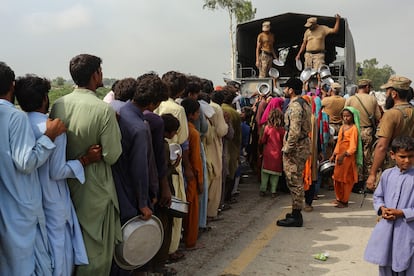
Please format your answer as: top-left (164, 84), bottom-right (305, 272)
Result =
top-left (357, 58), bottom-right (395, 91)
top-left (203, 0), bottom-right (256, 79)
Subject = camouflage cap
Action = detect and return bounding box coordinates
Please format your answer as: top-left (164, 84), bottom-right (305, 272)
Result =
top-left (358, 79), bottom-right (372, 87)
top-left (305, 17), bottom-right (317, 27)
top-left (380, 75), bottom-right (412, 90)
top-left (262, 21), bottom-right (271, 31)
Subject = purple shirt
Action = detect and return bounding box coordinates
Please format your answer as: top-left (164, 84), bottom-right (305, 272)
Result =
top-left (143, 110), bottom-right (167, 180)
top-left (364, 166), bottom-right (414, 272)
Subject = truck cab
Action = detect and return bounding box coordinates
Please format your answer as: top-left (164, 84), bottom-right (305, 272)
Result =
top-left (235, 12), bottom-right (356, 97)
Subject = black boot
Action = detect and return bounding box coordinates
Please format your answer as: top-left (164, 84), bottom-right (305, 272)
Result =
top-left (277, 209), bottom-right (303, 227)
top-left (352, 181), bottom-right (364, 194)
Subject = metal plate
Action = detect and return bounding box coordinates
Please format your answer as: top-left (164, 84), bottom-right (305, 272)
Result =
top-left (295, 59), bottom-right (303, 71)
top-left (272, 58), bottom-right (284, 66)
top-left (114, 215), bottom-right (164, 270)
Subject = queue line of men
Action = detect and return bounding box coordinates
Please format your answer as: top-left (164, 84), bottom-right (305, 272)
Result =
top-left (0, 54), bottom-right (243, 276)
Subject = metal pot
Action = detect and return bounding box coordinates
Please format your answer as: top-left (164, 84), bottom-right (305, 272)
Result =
top-left (268, 68), bottom-right (279, 78)
top-left (318, 65), bottom-right (332, 79)
top-left (319, 160), bottom-right (335, 175)
top-left (169, 143), bottom-right (182, 162)
top-left (168, 196), bottom-right (189, 218)
top-left (299, 67), bottom-right (317, 82)
top-left (256, 82), bottom-right (271, 96)
top-left (114, 215), bottom-right (164, 270)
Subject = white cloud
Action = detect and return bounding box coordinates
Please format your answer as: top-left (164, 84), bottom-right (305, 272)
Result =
top-left (23, 4), bottom-right (91, 35)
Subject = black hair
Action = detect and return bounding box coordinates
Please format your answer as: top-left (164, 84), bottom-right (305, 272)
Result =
top-left (133, 73), bottom-right (168, 107)
top-left (181, 98), bottom-right (200, 117)
top-left (394, 87), bottom-right (409, 100)
top-left (14, 74), bottom-right (50, 112)
top-left (183, 75), bottom-right (202, 98)
top-left (161, 113), bottom-right (180, 133)
top-left (69, 54), bottom-right (102, 87)
top-left (162, 71), bottom-right (188, 99)
top-left (201, 78), bottom-right (214, 94)
top-left (211, 91), bottom-right (224, 105)
top-left (113, 78), bottom-right (137, 101)
top-left (407, 87), bottom-right (414, 103)
top-left (111, 80), bottom-right (119, 91)
top-left (391, 136), bottom-right (414, 153)
top-left (198, 92), bottom-right (210, 103)
top-left (0, 62), bottom-right (15, 96)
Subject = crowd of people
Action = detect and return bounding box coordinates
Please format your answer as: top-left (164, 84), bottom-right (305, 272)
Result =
top-left (1, 40), bottom-right (414, 276)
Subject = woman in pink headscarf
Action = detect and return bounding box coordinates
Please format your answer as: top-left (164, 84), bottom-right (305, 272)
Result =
top-left (260, 97), bottom-right (285, 126)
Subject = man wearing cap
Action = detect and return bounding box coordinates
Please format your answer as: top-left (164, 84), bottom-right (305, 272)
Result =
top-left (276, 77), bottom-right (311, 227)
top-left (322, 82), bottom-right (346, 135)
top-left (321, 82), bottom-right (345, 189)
top-left (256, 21), bottom-right (277, 78)
top-left (366, 76), bottom-right (414, 190)
top-left (345, 79), bottom-right (382, 193)
top-left (295, 14), bottom-right (341, 70)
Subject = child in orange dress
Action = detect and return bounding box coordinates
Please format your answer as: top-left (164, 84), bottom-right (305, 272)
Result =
top-left (329, 106), bottom-right (362, 208)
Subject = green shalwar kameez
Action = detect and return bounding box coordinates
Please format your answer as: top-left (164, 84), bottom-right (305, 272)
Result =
top-left (50, 88), bottom-right (122, 275)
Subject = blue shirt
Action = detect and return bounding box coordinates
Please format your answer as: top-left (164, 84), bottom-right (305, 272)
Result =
top-left (112, 102), bottom-right (158, 224)
top-left (365, 166), bottom-right (414, 272)
top-left (28, 112), bottom-right (88, 275)
top-left (0, 100), bottom-right (55, 275)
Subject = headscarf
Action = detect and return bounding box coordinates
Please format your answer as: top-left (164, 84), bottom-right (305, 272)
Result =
top-left (259, 97), bottom-right (284, 125)
top-left (312, 96), bottom-right (330, 155)
top-left (342, 106), bottom-right (363, 167)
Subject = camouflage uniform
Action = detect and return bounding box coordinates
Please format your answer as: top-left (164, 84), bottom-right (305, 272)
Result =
top-left (282, 97), bottom-right (312, 210)
top-left (259, 52), bottom-right (273, 78)
top-left (358, 127), bottom-right (375, 181)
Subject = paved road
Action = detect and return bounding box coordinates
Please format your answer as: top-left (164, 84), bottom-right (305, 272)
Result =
top-left (169, 172), bottom-right (378, 276)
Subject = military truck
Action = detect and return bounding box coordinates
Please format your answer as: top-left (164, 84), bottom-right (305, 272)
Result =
top-left (235, 12), bottom-right (356, 97)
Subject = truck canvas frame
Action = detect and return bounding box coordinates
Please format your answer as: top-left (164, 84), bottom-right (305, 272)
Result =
top-left (235, 12), bottom-right (356, 97)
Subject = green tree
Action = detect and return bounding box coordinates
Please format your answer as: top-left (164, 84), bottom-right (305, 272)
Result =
top-left (51, 76), bottom-right (66, 87)
top-left (357, 58), bottom-right (395, 90)
top-left (203, 0), bottom-right (256, 79)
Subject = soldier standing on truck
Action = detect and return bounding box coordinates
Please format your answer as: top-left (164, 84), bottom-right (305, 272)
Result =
top-left (295, 14), bottom-right (341, 70)
top-left (255, 21), bottom-right (277, 78)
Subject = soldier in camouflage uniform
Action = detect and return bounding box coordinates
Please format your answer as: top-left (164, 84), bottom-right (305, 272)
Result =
top-left (276, 77), bottom-right (311, 227)
top-left (366, 75), bottom-right (414, 190)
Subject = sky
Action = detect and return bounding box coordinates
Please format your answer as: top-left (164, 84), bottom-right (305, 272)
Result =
top-left (1, 0), bottom-right (413, 87)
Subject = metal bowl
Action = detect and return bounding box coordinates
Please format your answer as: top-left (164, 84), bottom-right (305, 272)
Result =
top-left (318, 65), bottom-right (332, 79)
top-left (273, 58), bottom-right (284, 66)
top-left (114, 215), bottom-right (164, 270)
top-left (268, 68), bottom-right (279, 78)
top-left (319, 160), bottom-right (335, 175)
top-left (299, 67), bottom-right (317, 82)
top-left (257, 82), bottom-right (271, 96)
top-left (168, 196), bottom-right (189, 218)
top-left (169, 143), bottom-right (182, 162)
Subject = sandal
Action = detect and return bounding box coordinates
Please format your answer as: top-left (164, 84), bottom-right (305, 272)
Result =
top-left (167, 251), bottom-right (185, 263)
top-left (199, 226), bottom-right (212, 233)
top-left (152, 265), bottom-right (178, 276)
top-left (335, 202), bottom-right (348, 208)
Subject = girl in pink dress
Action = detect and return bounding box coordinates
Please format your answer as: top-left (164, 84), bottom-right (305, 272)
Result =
top-left (259, 108), bottom-right (285, 197)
